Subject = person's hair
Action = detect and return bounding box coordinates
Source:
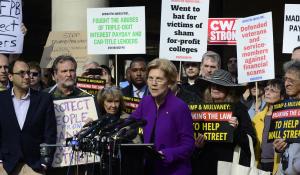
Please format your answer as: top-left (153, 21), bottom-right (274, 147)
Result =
top-left (82, 61), bottom-right (100, 71)
top-left (130, 57), bottom-right (146, 68)
top-left (147, 58), bottom-right (178, 86)
top-left (293, 46), bottom-right (300, 52)
top-left (28, 61), bottom-right (41, 73)
top-left (284, 60), bottom-right (300, 79)
top-left (97, 86), bottom-right (124, 116)
top-left (8, 59), bottom-right (28, 74)
top-left (203, 85), bottom-right (240, 103)
top-left (266, 79), bottom-right (286, 97)
top-left (52, 55), bottom-right (77, 72)
top-left (201, 51), bottom-right (221, 68)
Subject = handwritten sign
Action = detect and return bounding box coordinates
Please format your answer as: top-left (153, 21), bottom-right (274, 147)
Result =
top-left (0, 0), bottom-right (23, 53)
top-left (123, 96), bottom-right (141, 114)
top-left (268, 99), bottom-right (300, 143)
top-left (76, 77), bottom-right (106, 95)
top-left (40, 31), bottom-right (88, 72)
top-left (159, 0), bottom-right (209, 62)
top-left (52, 96), bottom-right (99, 167)
top-left (189, 103), bottom-right (234, 142)
top-left (87, 6), bottom-right (145, 54)
top-left (236, 12), bottom-right (275, 83)
top-left (208, 18), bottom-right (237, 45)
top-left (282, 4), bottom-right (300, 53)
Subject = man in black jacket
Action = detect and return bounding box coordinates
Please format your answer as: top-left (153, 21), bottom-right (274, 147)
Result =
top-left (0, 59), bottom-right (57, 175)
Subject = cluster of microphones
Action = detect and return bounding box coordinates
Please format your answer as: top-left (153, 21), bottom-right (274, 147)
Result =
top-left (66, 115), bottom-right (147, 153)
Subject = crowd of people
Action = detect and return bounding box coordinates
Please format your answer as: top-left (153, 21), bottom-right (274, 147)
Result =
top-left (0, 46), bottom-right (299, 175)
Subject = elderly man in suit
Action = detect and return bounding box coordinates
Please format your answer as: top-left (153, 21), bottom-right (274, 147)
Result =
top-left (0, 59), bottom-right (57, 175)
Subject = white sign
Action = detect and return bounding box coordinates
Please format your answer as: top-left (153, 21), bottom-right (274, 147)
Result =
top-left (236, 12), bottom-right (275, 83)
top-left (0, 0), bottom-right (23, 53)
top-left (87, 6), bottom-right (146, 54)
top-left (159, 0), bottom-right (209, 62)
top-left (282, 4), bottom-right (300, 53)
top-left (52, 96), bottom-right (99, 167)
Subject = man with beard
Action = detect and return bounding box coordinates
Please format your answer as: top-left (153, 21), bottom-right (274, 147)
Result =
top-left (45, 55), bottom-right (88, 99)
top-left (0, 54), bottom-right (10, 91)
top-left (121, 57), bottom-right (149, 98)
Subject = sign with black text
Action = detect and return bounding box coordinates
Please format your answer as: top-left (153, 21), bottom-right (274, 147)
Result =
top-left (159, 0), bottom-right (209, 62)
top-left (268, 99), bottom-right (300, 143)
top-left (189, 103), bottom-right (234, 142)
top-left (0, 0), bottom-right (23, 53)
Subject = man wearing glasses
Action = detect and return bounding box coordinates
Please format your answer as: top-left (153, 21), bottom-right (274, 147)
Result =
top-left (28, 62), bottom-right (44, 91)
top-left (0, 59), bottom-right (57, 175)
top-left (273, 61), bottom-right (300, 175)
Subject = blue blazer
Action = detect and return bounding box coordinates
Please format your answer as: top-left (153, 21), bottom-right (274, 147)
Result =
top-left (0, 89), bottom-right (57, 173)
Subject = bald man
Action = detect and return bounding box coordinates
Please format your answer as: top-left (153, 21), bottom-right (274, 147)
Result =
top-left (0, 54), bottom-right (9, 91)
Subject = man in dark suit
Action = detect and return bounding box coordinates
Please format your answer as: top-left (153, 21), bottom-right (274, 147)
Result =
top-left (0, 59), bottom-right (57, 175)
top-left (121, 57), bottom-right (149, 98)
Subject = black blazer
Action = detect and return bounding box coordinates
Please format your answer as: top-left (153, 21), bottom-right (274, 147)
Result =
top-left (121, 84), bottom-right (149, 98)
top-left (0, 89), bottom-right (57, 173)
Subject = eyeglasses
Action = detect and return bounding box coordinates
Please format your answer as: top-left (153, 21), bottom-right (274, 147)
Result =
top-left (0, 65), bottom-right (8, 70)
top-left (283, 77), bottom-right (300, 84)
top-left (264, 87), bottom-right (280, 94)
top-left (30, 72), bottom-right (39, 77)
top-left (12, 71), bottom-right (31, 77)
top-left (147, 77), bottom-right (167, 84)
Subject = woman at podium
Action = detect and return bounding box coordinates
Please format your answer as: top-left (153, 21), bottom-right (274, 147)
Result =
top-left (131, 58), bottom-right (195, 175)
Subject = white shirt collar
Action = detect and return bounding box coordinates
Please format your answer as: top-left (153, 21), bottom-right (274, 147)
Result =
top-left (11, 88), bottom-right (31, 100)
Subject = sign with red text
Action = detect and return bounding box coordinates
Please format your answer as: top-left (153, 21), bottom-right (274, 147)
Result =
top-left (159, 0), bottom-right (210, 62)
top-left (268, 99), bottom-right (300, 143)
top-left (87, 6), bottom-right (145, 54)
top-left (208, 18), bottom-right (237, 45)
top-left (52, 96), bottom-right (99, 167)
top-left (282, 4), bottom-right (300, 53)
top-left (236, 12), bottom-right (275, 83)
top-left (0, 0), bottom-right (23, 53)
top-left (189, 103), bottom-right (234, 143)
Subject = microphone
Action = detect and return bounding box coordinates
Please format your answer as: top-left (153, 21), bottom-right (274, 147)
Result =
top-left (110, 119), bottom-right (147, 140)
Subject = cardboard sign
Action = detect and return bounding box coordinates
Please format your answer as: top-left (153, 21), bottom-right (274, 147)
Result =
top-left (123, 96), bottom-right (141, 114)
top-left (76, 77), bottom-right (106, 95)
top-left (40, 31), bottom-right (88, 70)
top-left (208, 18), bottom-right (237, 45)
top-left (159, 0), bottom-right (209, 62)
top-left (0, 0), bottom-right (23, 53)
top-left (52, 96), bottom-right (99, 167)
top-left (189, 103), bottom-right (234, 142)
top-left (87, 6), bottom-right (146, 54)
top-left (236, 12), bottom-right (275, 83)
top-left (282, 4), bottom-right (300, 53)
top-left (268, 99), bottom-right (300, 143)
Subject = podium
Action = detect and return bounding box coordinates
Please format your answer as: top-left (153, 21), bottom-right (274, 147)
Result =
top-left (119, 143), bottom-right (161, 175)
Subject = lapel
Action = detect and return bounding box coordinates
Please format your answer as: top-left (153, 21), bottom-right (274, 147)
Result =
top-left (4, 89), bottom-right (21, 131)
top-left (22, 89), bottom-right (39, 130)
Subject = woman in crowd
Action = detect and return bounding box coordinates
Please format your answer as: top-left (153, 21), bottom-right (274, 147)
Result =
top-left (252, 79), bottom-right (285, 173)
top-left (192, 69), bottom-right (256, 175)
top-left (131, 58), bottom-right (194, 175)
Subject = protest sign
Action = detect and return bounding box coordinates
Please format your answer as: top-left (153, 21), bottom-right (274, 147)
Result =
top-left (76, 77), bottom-right (106, 95)
top-left (189, 103), bottom-right (234, 142)
top-left (236, 12), bottom-right (275, 83)
top-left (159, 0), bottom-right (209, 62)
top-left (123, 96), bottom-right (141, 114)
top-left (0, 0), bottom-right (23, 53)
top-left (52, 96), bottom-right (99, 167)
top-left (208, 18), bottom-right (237, 45)
top-left (40, 31), bottom-right (88, 72)
top-left (87, 6), bottom-right (145, 54)
top-left (282, 4), bottom-right (300, 53)
top-left (268, 99), bottom-right (300, 143)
